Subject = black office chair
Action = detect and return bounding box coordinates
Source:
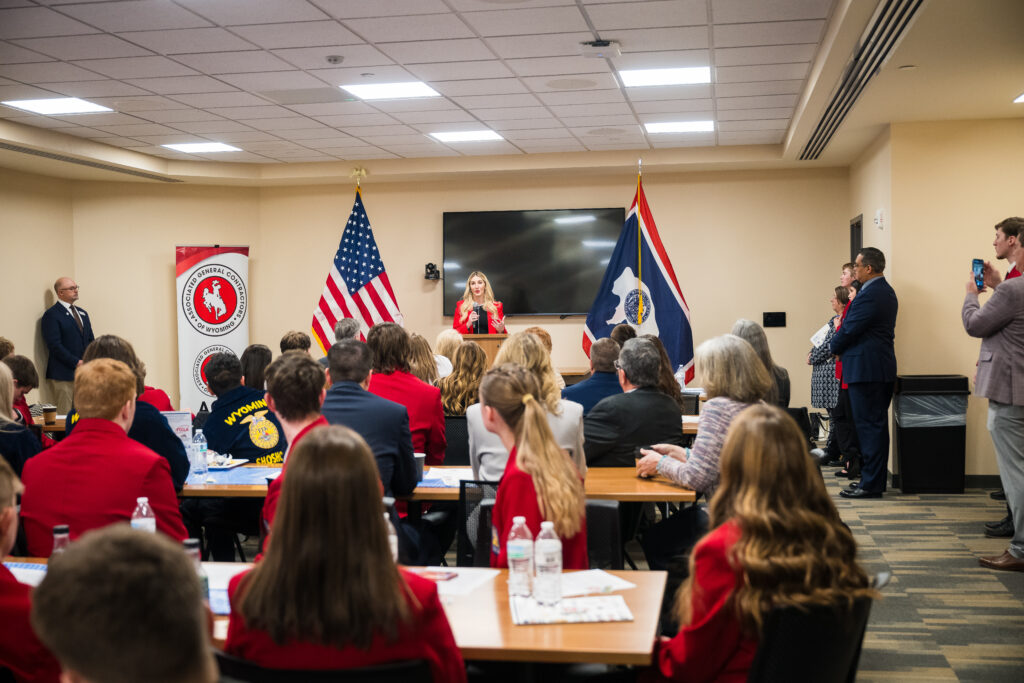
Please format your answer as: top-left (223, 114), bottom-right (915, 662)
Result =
top-left (585, 500), bottom-right (623, 570)
top-left (443, 415), bottom-right (470, 466)
top-left (214, 651), bottom-right (432, 683)
top-left (784, 407), bottom-right (817, 452)
top-left (746, 572), bottom-right (889, 683)
top-left (456, 480), bottom-right (497, 567)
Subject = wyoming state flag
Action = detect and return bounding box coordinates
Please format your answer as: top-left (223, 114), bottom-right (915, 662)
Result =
top-left (582, 177), bottom-right (694, 384)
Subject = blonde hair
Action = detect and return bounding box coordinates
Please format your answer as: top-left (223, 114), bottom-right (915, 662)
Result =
top-left (74, 359), bottom-right (136, 420)
top-left (493, 331), bottom-right (561, 414)
top-left (480, 364), bottom-right (584, 539)
top-left (438, 341), bottom-right (486, 416)
top-left (434, 329), bottom-right (463, 362)
top-left (407, 334), bottom-right (438, 385)
top-left (676, 405), bottom-right (875, 634)
top-left (696, 334), bottom-right (771, 403)
top-left (0, 363), bottom-right (16, 431)
top-left (458, 271), bottom-right (498, 326)
top-left (0, 457), bottom-right (22, 509)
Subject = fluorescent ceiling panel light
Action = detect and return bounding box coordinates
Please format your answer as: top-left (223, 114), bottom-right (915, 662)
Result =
top-left (339, 81), bottom-right (440, 100)
top-left (430, 130), bottom-right (503, 142)
top-left (619, 67), bottom-right (711, 87)
top-left (555, 215), bottom-right (595, 224)
top-left (1014, 92), bottom-right (1024, 103)
top-left (2, 97), bottom-right (112, 115)
top-left (161, 142), bottom-right (241, 153)
top-left (645, 121), bottom-right (714, 134)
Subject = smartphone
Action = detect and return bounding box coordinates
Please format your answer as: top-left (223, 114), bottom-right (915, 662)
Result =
top-left (972, 258), bottom-right (985, 290)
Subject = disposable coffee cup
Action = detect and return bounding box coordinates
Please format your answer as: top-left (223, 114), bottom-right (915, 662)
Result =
top-left (42, 405), bottom-right (57, 425)
top-left (414, 453), bottom-right (426, 482)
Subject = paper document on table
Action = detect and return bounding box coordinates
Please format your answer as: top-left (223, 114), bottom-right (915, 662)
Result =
top-left (412, 567), bottom-right (499, 596)
top-left (213, 619), bottom-right (229, 642)
top-left (3, 562), bottom-right (46, 587)
top-left (510, 595), bottom-right (634, 625)
top-left (419, 467), bottom-right (475, 488)
top-left (203, 561), bottom-right (251, 590)
top-left (561, 569), bottom-right (636, 597)
top-left (810, 323), bottom-right (830, 348)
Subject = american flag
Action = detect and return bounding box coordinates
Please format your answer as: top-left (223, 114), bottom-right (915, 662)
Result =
top-left (311, 189), bottom-right (403, 351)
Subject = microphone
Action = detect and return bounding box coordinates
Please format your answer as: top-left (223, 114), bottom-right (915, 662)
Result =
top-left (473, 304), bottom-right (485, 334)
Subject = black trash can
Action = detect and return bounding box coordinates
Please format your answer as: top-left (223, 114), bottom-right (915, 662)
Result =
top-left (892, 375), bottom-right (969, 494)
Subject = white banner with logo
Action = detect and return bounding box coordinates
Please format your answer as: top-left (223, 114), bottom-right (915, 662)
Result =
top-left (175, 246), bottom-right (250, 415)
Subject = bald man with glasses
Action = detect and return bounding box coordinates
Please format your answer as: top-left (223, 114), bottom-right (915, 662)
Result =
top-left (41, 277), bottom-right (95, 413)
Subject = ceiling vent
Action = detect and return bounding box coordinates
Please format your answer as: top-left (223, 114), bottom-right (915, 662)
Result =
top-left (0, 142), bottom-right (182, 182)
top-left (799, 0), bottom-right (925, 161)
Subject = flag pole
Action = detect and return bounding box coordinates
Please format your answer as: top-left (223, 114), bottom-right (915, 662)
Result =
top-left (636, 159), bottom-right (643, 324)
top-left (350, 166), bottom-right (367, 194)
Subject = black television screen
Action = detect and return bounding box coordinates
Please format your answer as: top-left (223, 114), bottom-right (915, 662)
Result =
top-left (443, 207), bottom-right (625, 316)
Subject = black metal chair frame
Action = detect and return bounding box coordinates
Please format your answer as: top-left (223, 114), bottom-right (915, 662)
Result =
top-left (215, 651), bottom-right (432, 683)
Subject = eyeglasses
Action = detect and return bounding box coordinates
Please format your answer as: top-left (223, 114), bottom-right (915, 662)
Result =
top-left (60, 286), bottom-right (79, 291)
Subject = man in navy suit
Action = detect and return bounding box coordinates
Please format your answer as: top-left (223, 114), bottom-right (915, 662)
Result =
top-left (321, 339), bottom-right (417, 497)
top-left (40, 277), bottom-right (95, 413)
top-left (831, 247), bottom-right (898, 499)
top-left (562, 337), bottom-right (623, 415)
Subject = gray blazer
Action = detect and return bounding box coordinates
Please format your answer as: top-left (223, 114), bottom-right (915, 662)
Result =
top-left (962, 276), bottom-right (1024, 406)
top-left (467, 398), bottom-right (586, 482)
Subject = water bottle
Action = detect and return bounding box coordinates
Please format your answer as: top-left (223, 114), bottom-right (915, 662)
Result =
top-left (191, 429), bottom-right (208, 480)
top-left (130, 496), bottom-right (156, 533)
top-left (51, 524), bottom-right (70, 556)
top-left (183, 538), bottom-right (209, 602)
top-left (533, 521), bottom-right (562, 606)
top-left (506, 516), bottom-right (533, 597)
top-left (674, 365), bottom-right (687, 390)
top-left (384, 513), bottom-right (398, 563)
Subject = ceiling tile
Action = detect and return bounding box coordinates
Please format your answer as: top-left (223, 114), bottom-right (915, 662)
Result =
top-left (500, 127), bottom-right (573, 140)
top-left (57, 126), bottom-right (116, 138)
top-left (506, 56), bottom-right (610, 77)
top-left (536, 89), bottom-right (625, 105)
top-left (520, 72), bottom-right (619, 92)
top-left (13, 34), bottom-right (152, 60)
top-left (333, 150), bottom-right (398, 159)
top-left (716, 63), bottom-right (809, 83)
top-left (718, 118), bottom-right (788, 131)
top-left (287, 135), bottom-right (359, 146)
top-left (450, 0), bottom-right (575, 10)
top-left (72, 56), bottom-right (199, 79)
top-left (451, 93), bottom-right (540, 108)
top-left (515, 141), bottom-right (586, 153)
top-left (286, 101), bottom-right (378, 116)
top-left (87, 95), bottom-right (188, 111)
top-left (333, 124), bottom-right (417, 136)
top-left (126, 75), bottom-right (238, 95)
top-left (611, 49), bottom-right (709, 70)
top-left (0, 61), bottom-right (106, 83)
top-left (637, 110), bottom-right (713, 123)
top-left (558, 113), bottom-right (639, 127)
top-left (59, 1), bottom-right (212, 32)
top-left (386, 146), bottom-right (460, 158)
top-left (272, 45), bottom-right (392, 70)
top-left (472, 106), bottom-right (551, 121)
top-left (713, 20), bottom-right (825, 48)
top-left (717, 130), bottom-right (784, 145)
top-left (713, 79), bottom-right (803, 97)
top-left (117, 28), bottom-right (258, 55)
top-left (711, 0), bottom-right (833, 24)
top-left (239, 117), bottom-right (329, 131)
top-left (613, 26), bottom-right (708, 52)
top-left (3, 116), bottom-right (76, 130)
top-left (229, 22), bottom-right (362, 50)
top-left (486, 118), bottom-right (561, 130)
top-left (716, 93), bottom-right (798, 109)
top-left (434, 78), bottom-right (528, 97)
top-left (311, 0), bottom-right (450, 18)
top-left (344, 14), bottom-right (474, 42)
top-left (338, 133), bottom-right (423, 145)
top-left (547, 101), bottom-right (632, 117)
top-left (133, 108), bottom-right (224, 123)
top-left (583, 142), bottom-right (648, 150)
top-left (716, 107), bottom-right (793, 121)
top-left (368, 97), bottom-right (462, 113)
top-left (462, 7), bottom-right (588, 37)
top-left (586, 1), bottom-right (707, 30)
top-left (44, 80), bottom-right (150, 97)
top-left (129, 133), bottom-right (211, 145)
top-left (0, 41), bottom-right (53, 63)
top-left (376, 38), bottom-right (495, 64)
top-left (93, 122), bottom-right (184, 135)
top-left (307, 65), bottom-right (417, 86)
top-left (449, 141), bottom-right (520, 155)
top-left (176, 0), bottom-right (328, 25)
top-left (217, 71), bottom-right (327, 91)
top-left (174, 51), bottom-right (296, 75)
top-left (91, 135), bottom-right (149, 147)
top-left (205, 105), bottom-right (295, 119)
top-left (624, 83), bottom-right (711, 100)
top-left (485, 32), bottom-right (594, 59)
top-left (281, 128), bottom-right (356, 140)
top-left (714, 43), bottom-right (818, 67)
top-left (389, 109), bottom-right (476, 124)
top-left (313, 113), bottom-right (399, 127)
top-left (406, 60), bottom-right (513, 81)
top-left (0, 7), bottom-right (99, 39)
top-left (169, 92), bottom-right (271, 108)
top-left (649, 135), bottom-right (714, 148)
top-left (210, 130), bottom-right (284, 142)
top-left (632, 97), bottom-right (713, 113)
top-left (0, 83), bottom-right (70, 100)
top-left (569, 124), bottom-right (644, 139)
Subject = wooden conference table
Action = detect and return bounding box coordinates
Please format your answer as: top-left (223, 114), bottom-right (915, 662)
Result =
top-left (31, 416), bottom-right (65, 433)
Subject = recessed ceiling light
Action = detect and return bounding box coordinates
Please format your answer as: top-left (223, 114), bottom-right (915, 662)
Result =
top-left (430, 130), bottom-right (503, 142)
top-left (645, 121), bottom-right (715, 133)
top-left (1, 97), bottom-right (113, 115)
top-left (619, 67), bottom-right (711, 87)
top-left (339, 81), bottom-right (440, 100)
top-left (161, 142), bottom-right (241, 153)
top-left (1014, 92), bottom-right (1024, 104)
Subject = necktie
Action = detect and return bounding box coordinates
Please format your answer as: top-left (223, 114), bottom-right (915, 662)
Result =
top-left (70, 305), bottom-right (84, 333)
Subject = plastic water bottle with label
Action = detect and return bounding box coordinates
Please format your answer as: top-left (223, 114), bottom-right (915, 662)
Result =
top-left (130, 496), bottom-right (156, 533)
top-left (385, 513), bottom-right (399, 563)
top-left (507, 516), bottom-right (533, 597)
top-left (191, 429), bottom-right (208, 481)
top-left (533, 521), bottom-right (562, 606)
top-left (51, 524), bottom-right (70, 556)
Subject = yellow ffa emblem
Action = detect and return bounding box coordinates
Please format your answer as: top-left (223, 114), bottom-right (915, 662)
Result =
top-left (241, 410), bottom-right (280, 449)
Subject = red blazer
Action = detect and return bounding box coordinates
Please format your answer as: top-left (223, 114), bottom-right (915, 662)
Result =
top-left (646, 519), bottom-right (757, 683)
top-left (225, 567), bottom-right (466, 683)
top-left (139, 386), bottom-right (174, 412)
top-left (261, 417), bottom-right (329, 535)
top-left (20, 418), bottom-right (188, 556)
top-left (490, 447), bottom-right (588, 570)
top-left (453, 300), bottom-right (504, 335)
top-left (0, 565), bottom-right (62, 683)
top-left (368, 371), bottom-right (446, 466)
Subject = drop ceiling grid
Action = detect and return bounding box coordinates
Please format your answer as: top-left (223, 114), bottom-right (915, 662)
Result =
top-left (0, 0), bottom-right (836, 162)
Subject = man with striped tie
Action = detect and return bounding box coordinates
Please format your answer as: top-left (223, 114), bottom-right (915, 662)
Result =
top-left (41, 276), bottom-right (95, 413)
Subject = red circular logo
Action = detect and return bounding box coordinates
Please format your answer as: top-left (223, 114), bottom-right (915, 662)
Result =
top-left (192, 277), bottom-right (237, 325)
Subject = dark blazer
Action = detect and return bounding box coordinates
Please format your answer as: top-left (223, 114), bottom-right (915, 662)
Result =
top-left (561, 371), bottom-right (623, 415)
top-left (583, 387), bottom-right (685, 467)
top-left (829, 276), bottom-right (898, 383)
top-left (321, 381), bottom-right (417, 496)
top-left (41, 302), bottom-right (95, 381)
top-left (0, 423), bottom-right (42, 476)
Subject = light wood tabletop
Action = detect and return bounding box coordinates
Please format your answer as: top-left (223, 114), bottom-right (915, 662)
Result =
top-left (32, 416), bottom-right (65, 433)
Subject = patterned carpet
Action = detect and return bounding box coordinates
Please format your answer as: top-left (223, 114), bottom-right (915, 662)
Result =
top-left (823, 466), bottom-right (1024, 682)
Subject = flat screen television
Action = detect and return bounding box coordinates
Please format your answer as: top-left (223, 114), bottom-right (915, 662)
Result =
top-left (442, 207), bottom-right (626, 316)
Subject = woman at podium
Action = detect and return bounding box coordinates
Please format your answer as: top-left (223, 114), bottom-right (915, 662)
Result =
top-left (453, 271), bottom-right (505, 335)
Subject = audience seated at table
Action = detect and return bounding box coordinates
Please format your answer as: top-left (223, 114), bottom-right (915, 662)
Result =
top-left (642, 334), bottom-right (685, 413)
top-left (434, 328), bottom-right (463, 379)
top-left (20, 359), bottom-right (187, 556)
top-left (318, 319), bottom-right (360, 369)
top-left (279, 330), bottom-right (312, 354)
top-left (0, 458), bottom-right (62, 683)
top-left (64, 335), bottom-right (189, 490)
top-left (0, 337), bottom-right (11, 360)
top-left (225, 425), bottom-right (467, 682)
top-left (366, 323), bottom-right (446, 466)
top-left (0, 363), bottom-right (42, 476)
top-left (481, 363), bottom-right (588, 570)
top-left (240, 343), bottom-right (273, 389)
top-left (731, 319), bottom-right (790, 408)
top-left (438, 340), bottom-right (486, 417)
top-left (644, 405), bottom-right (874, 682)
top-left (522, 326), bottom-right (566, 390)
top-left (561, 337), bottom-right (623, 415)
top-left (31, 525), bottom-right (220, 683)
top-left (407, 333), bottom-right (440, 385)
top-left (610, 322), bottom-right (637, 346)
top-left (3, 354), bottom-right (57, 449)
top-left (469, 331), bottom-right (586, 481)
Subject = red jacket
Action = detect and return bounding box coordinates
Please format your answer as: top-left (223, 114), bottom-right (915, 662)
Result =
top-left (139, 385), bottom-right (174, 412)
top-left (646, 519), bottom-right (757, 682)
top-left (368, 371), bottom-right (446, 466)
top-left (0, 565), bottom-right (62, 683)
top-left (225, 567), bottom-right (466, 683)
top-left (260, 416), bottom-right (329, 535)
top-left (834, 299), bottom-right (852, 388)
top-left (453, 300), bottom-right (504, 335)
top-left (20, 418), bottom-right (187, 556)
top-left (490, 447), bottom-right (588, 570)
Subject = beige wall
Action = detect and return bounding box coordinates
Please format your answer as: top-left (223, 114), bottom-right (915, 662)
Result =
top-left (850, 128), bottom-right (892, 269)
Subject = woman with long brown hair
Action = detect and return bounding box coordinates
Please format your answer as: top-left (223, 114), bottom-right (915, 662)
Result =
top-left (641, 334), bottom-right (684, 413)
top-left (650, 405), bottom-right (874, 681)
top-left (479, 363), bottom-right (588, 569)
top-left (453, 271), bottom-right (505, 334)
top-left (225, 425), bottom-right (466, 681)
top-left (407, 333), bottom-right (439, 385)
top-left (438, 341), bottom-right (486, 416)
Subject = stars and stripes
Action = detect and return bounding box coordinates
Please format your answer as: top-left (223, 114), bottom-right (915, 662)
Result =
top-left (311, 189), bottom-right (403, 351)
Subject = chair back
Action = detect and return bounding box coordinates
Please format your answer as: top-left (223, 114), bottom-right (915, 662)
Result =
top-left (784, 407), bottom-right (816, 451)
top-left (585, 500), bottom-right (623, 570)
top-left (215, 651), bottom-right (432, 682)
top-left (443, 415), bottom-right (470, 466)
top-left (456, 480), bottom-right (497, 567)
top-left (681, 393), bottom-right (700, 416)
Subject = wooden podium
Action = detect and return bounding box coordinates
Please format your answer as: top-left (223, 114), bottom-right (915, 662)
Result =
top-left (462, 333), bottom-right (507, 367)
